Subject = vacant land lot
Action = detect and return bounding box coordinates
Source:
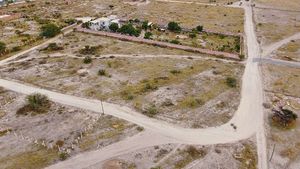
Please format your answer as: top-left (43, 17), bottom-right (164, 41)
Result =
top-left (60, 32), bottom-right (202, 56)
top-left (254, 8), bottom-right (300, 47)
top-left (126, 1), bottom-right (244, 34)
top-left (254, 0), bottom-right (300, 11)
top-left (263, 65), bottom-right (300, 98)
top-left (263, 64), bottom-right (300, 168)
top-left (271, 40), bottom-right (300, 62)
top-left (96, 138), bottom-right (257, 169)
top-left (0, 50), bottom-right (243, 128)
top-left (0, 88), bottom-right (138, 169)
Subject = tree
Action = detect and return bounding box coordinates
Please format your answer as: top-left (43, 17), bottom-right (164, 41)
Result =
top-left (0, 41), bottom-right (6, 55)
top-left (142, 20), bottom-right (149, 30)
top-left (109, 23), bottom-right (119, 32)
top-left (118, 24), bottom-right (140, 37)
top-left (144, 32), bottom-right (152, 39)
top-left (167, 22), bottom-right (181, 32)
top-left (40, 23), bottom-right (61, 38)
top-left (196, 25), bottom-right (203, 32)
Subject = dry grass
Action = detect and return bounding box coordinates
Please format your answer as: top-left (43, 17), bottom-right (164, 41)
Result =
top-left (127, 1), bottom-right (244, 33)
top-left (254, 0), bottom-right (300, 11)
top-left (0, 146), bottom-right (59, 169)
top-left (254, 8), bottom-right (300, 46)
top-left (274, 40), bottom-right (300, 62)
top-left (237, 144), bottom-right (257, 169)
top-left (264, 65), bottom-right (300, 98)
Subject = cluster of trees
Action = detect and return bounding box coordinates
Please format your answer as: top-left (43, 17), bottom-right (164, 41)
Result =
top-left (114, 23), bottom-right (141, 37)
top-left (40, 23), bottom-right (61, 38)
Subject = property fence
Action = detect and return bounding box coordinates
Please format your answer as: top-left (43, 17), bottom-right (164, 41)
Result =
top-left (76, 27), bottom-right (240, 60)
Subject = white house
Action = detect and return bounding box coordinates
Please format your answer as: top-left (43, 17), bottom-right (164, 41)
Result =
top-left (89, 15), bottom-right (120, 31)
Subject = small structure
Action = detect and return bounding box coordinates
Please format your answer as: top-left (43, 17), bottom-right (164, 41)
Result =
top-left (89, 15), bottom-right (120, 31)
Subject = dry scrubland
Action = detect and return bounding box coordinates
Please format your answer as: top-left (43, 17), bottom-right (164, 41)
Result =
top-left (166, 0), bottom-right (239, 4)
top-left (0, 33), bottom-right (244, 128)
top-left (126, 1), bottom-right (244, 34)
top-left (254, 8), bottom-right (300, 47)
top-left (0, 88), bottom-right (139, 169)
top-left (262, 63), bottom-right (300, 168)
top-left (254, 0), bottom-right (300, 11)
top-left (271, 40), bottom-right (300, 62)
top-left (96, 138), bottom-right (257, 169)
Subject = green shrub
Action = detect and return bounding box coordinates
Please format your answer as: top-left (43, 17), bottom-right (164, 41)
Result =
top-left (44, 43), bottom-right (63, 51)
top-left (170, 69), bottom-right (181, 74)
top-left (109, 23), bottom-right (119, 32)
top-left (143, 104), bottom-right (159, 117)
top-left (168, 22), bottom-right (181, 32)
top-left (196, 25), bottom-right (203, 32)
top-left (170, 39), bottom-right (180, 44)
top-left (118, 24), bottom-right (140, 37)
top-left (98, 69), bottom-right (107, 76)
top-left (144, 32), bottom-right (153, 39)
top-left (83, 56), bottom-right (92, 64)
top-left (59, 152), bottom-right (69, 161)
top-left (79, 45), bottom-right (100, 55)
top-left (17, 93), bottom-right (51, 115)
top-left (189, 33), bottom-right (197, 38)
top-left (40, 23), bottom-right (61, 38)
top-left (226, 77), bottom-right (237, 88)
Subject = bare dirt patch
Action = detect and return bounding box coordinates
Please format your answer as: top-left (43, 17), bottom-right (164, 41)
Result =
top-left (93, 138), bottom-right (257, 169)
top-left (0, 89), bottom-right (139, 169)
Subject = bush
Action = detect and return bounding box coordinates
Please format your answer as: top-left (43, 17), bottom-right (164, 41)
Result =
top-left (189, 33), bottom-right (197, 38)
top-left (196, 25), bottom-right (203, 32)
top-left (170, 39), bottom-right (180, 44)
top-left (143, 104), bottom-right (159, 117)
top-left (11, 46), bottom-right (22, 52)
top-left (170, 69), bottom-right (181, 74)
top-left (0, 41), bottom-right (6, 55)
top-left (142, 20), bottom-right (149, 30)
top-left (109, 23), bottom-right (119, 32)
top-left (144, 32), bottom-right (153, 39)
top-left (79, 45), bottom-right (99, 55)
top-left (59, 152), bottom-right (69, 161)
top-left (118, 24), bottom-right (140, 37)
top-left (40, 23), bottom-right (61, 38)
top-left (17, 93), bottom-right (50, 115)
top-left (226, 77), bottom-right (237, 88)
top-left (98, 69), bottom-right (107, 76)
top-left (44, 43), bottom-right (63, 51)
top-left (82, 22), bottom-right (90, 29)
top-left (168, 22), bottom-right (181, 32)
top-left (83, 56), bottom-right (92, 64)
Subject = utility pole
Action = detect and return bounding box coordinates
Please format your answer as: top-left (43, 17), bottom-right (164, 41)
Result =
top-left (100, 99), bottom-right (105, 115)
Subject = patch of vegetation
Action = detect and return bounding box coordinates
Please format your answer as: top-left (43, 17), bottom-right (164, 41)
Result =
top-left (144, 32), bottom-right (153, 39)
top-left (40, 23), bottom-right (61, 38)
top-left (237, 144), bottom-right (257, 169)
top-left (0, 146), bottom-right (59, 169)
top-left (118, 24), bottom-right (141, 37)
top-left (43, 43), bottom-right (63, 51)
top-left (170, 39), bottom-right (180, 44)
top-left (170, 69), bottom-right (182, 75)
top-left (168, 22), bottom-right (181, 32)
top-left (180, 96), bottom-right (204, 109)
top-left (16, 93), bottom-right (51, 116)
top-left (0, 129), bottom-right (12, 137)
top-left (109, 22), bottom-right (119, 32)
top-left (98, 69), bottom-right (109, 77)
top-left (143, 104), bottom-right (159, 117)
top-left (226, 77), bottom-right (237, 88)
top-left (196, 25), bottom-right (204, 32)
top-left (83, 56), bottom-right (92, 64)
top-left (174, 146), bottom-right (206, 169)
top-left (79, 45), bottom-right (100, 55)
top-left (58, 152), bottom-right (69, 161)
top-left (271, 108), bottom-right (298, 129)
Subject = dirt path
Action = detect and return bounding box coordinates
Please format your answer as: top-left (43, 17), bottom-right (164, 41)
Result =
top-left (258, 58), bottom-right (300, 68)
top-left (262, 32), bottom-right (300, 57)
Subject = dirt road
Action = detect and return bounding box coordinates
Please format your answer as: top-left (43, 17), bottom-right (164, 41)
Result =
top-left (262, 32), bottom-right (300, 57)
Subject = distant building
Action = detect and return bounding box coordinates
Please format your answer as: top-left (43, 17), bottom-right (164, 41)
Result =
top-left (89, 15), bottom-right (120, 31)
